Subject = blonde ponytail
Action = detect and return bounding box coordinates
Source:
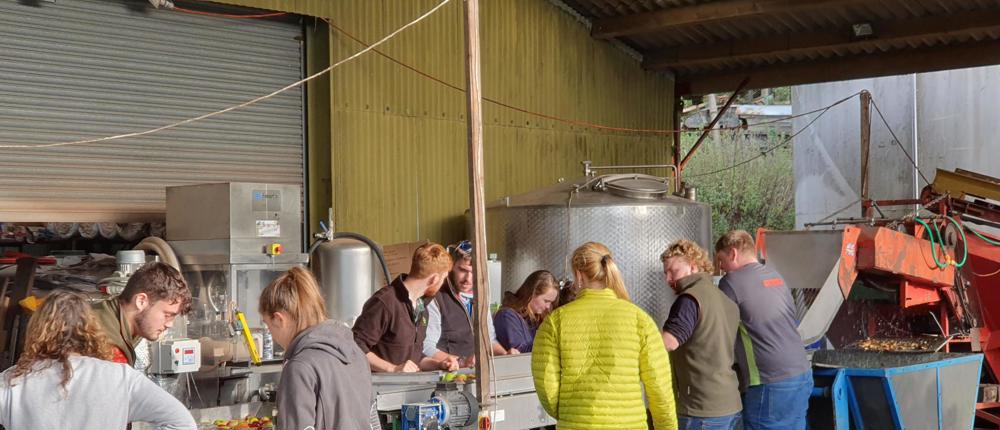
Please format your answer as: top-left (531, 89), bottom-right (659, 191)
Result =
top-left (571, 242), bottom-right (630, 301)
top-left (259, 266), bottom-right (328, 333)
top-left (602, 256), bottom-right (630, 301)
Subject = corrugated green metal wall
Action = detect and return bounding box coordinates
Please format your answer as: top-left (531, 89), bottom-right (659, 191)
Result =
top-left (218, 0), bottom-right (674, 246)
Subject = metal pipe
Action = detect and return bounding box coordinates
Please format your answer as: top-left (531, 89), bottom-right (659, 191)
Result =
top-left (134, 236), bottom-right (180, 271)
top-left (811, 386), bottom-right (830, 398)
top-left (804, 218), bottom-right (876, 228)
top-left (804, 217), bottom-right (898, 228)
top-left (959, 214), bottom-right (1000, 231)
top-left (804, 214), bottom-right (950, 228)
top-left (582, 161), bottom-right (678, 178)
top-left (673, 97), bottom-right (683, 193)
top-left (912, 74), bottom-right (920, 214)
top-left (860, 90), bottom-right (873, 218)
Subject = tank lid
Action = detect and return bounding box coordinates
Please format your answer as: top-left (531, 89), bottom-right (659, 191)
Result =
top-left (488, 175), bottom-right (707, 209)
top-left (598, 175), bottom-right (670, 200)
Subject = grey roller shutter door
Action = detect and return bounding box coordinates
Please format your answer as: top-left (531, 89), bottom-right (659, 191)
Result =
top-left (0, 0), bottom-right (304, 222)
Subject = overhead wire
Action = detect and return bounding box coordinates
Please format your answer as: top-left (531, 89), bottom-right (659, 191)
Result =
top-left (323, 17), bottom-right (725, 135)
top-left (685, 91), bottom-right (862, 179)
top-left (171, 6), bottom-right (287, 19)
top-left (869, 96), bottom-right (933, 186)
top-left (0, 2), bottom-right (827, 150)
top-left (807, 198), bottom-right (863, 226)
top-left (0, 0), bottom-right (453, 149)
top-left (684, 91), bottom-right (938, 185)
top-left (1, 0), bottom-right (856, 171)
top-left (324, 17), bottom-right (840, 136)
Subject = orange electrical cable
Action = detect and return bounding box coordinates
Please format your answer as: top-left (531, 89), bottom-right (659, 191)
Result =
top-left (325, 17), bottom-right (851, 135)
top-left (172, 6), bottom-right (287, 19)
top-left (974, 268), bottom-right (1000, 277)
top-left (322, 18), bottom-right (759, 135)
top-left (971, 263), bottom-right (1000, 277)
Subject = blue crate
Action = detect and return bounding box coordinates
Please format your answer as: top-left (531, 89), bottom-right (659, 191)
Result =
top-left (810, 350), bottom-right (983, 430)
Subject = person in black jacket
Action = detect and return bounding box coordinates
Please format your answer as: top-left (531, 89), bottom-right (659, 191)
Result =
top-left (260, 267), bottom-right (373, 430)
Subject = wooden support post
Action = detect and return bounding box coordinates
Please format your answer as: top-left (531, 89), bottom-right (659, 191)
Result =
top-left (3, 258), bottom-right (37, 368)
top-left (679, 77), bottom-right (749, 170)
top-left (860, 90), bottom-right (872, 218)
top-left (463, 0), bottom-right (492, 406)
top-left (673, 97), bottom-right (683, 193)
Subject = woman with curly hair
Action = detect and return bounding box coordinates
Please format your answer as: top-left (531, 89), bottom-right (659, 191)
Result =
top-left (0, 291), bottom-right (195, 430)
top-left (493, 270), bottom-right (560, 353)
top-left (661, 240), bottom-right (742, 429)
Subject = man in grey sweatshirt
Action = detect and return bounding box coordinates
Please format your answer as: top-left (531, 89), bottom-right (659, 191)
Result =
top-left (278, 319), bottom-right (373, 430)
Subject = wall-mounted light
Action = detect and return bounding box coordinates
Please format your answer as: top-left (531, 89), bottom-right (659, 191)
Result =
top-left (148, 0), bottom-right (175, 9)
top-left (852, 22), bottom-right (875, 39)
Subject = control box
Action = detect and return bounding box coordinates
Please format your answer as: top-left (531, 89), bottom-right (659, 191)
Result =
top-left (150, 339), bottom-right (201, 374)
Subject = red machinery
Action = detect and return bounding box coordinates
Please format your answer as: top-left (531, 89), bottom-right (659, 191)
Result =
top-left (759, 168), bottom-right (1000, 425)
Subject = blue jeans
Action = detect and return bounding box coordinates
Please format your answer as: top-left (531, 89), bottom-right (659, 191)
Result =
top-left (742, 369), bottom-right (813, 430)
top-left (678, 413), bottom-right (743, 430)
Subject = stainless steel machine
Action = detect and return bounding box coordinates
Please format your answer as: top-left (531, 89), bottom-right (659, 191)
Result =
top-left (375, 354), bottom-right (555, 430)
top-left (165, 182), bottom-right (308, 409)
top-left (485, 163), bottom-right (711, 323)
top-left (159, 183), bottom-right (555, 429)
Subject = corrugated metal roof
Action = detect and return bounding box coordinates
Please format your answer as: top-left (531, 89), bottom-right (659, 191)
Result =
top-left (562, 0), bottom-right (1000, 94)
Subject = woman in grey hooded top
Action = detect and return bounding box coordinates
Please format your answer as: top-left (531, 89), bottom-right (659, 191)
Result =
top-left (260, 267), bottom-right (374, 430)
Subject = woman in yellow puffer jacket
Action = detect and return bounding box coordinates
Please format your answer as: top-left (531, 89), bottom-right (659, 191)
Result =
top-left (532, 242), bottom-right (678, 430)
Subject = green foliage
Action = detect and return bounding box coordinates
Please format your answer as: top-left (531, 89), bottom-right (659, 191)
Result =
top-left (681, 130), bottom-right (795, 240)
top-left (770, 87), bottom-right (792, 104)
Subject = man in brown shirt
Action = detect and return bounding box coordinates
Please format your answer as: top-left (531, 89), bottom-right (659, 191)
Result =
top-left (352, 242), bottom-right (460, 373)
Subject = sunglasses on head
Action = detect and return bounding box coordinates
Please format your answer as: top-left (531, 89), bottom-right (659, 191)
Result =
top-left (449, 240), bottom-right (473, 255)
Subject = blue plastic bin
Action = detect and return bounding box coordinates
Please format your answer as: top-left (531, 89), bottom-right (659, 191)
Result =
top-left (809, 350), bottom-right (983, 430)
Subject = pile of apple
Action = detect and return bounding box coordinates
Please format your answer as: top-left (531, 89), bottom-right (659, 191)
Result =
top-left (441, 372), bottom-right (477, 383)
top-left (212, 415), bottom-right (274, 429)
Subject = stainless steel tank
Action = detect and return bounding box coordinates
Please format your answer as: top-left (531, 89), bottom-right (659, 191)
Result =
top-left (485, 173), bottom-right (712, 324)
top-left (311, 239), bottom-right (376, 325)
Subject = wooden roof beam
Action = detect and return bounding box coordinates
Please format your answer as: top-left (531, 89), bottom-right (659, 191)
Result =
top-left (592, 0), bottom-right (868, 40)
top-left (675, 38), bottom-right (1000, 96)
top-left (644, 9), bottom-right (1000, 71)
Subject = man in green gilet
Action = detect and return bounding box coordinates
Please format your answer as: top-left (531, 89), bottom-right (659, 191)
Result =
top-left (91, 262), bottom-right (192, 366)
top-left (660, 240), bottom-right (742, 429)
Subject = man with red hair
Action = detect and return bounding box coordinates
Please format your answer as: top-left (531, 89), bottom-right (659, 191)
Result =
top-left (353, 242), bottom-right (460, 373)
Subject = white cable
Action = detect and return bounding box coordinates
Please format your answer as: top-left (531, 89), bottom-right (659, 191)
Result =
top-left (0, 0), bottom-right (452, 149)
